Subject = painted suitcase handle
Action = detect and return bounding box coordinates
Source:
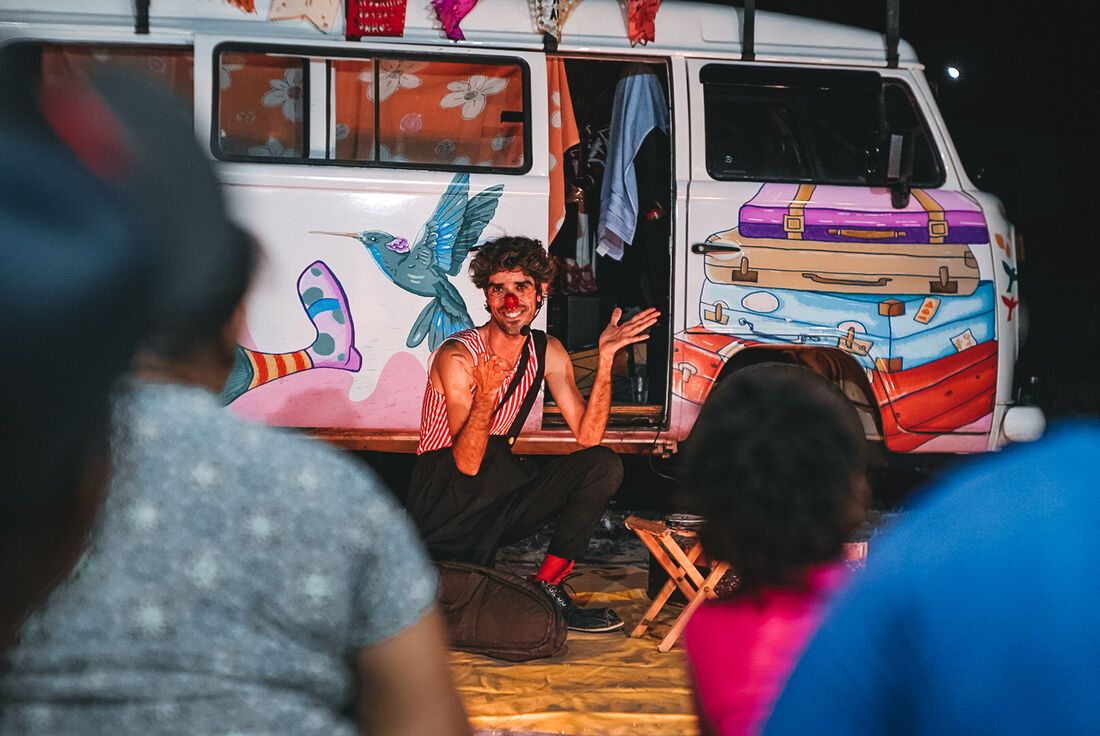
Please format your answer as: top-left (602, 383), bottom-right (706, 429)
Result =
top-left (827, 228), bottom-right (907, 240)
top-left (802, 273), bottom-right (893, 287)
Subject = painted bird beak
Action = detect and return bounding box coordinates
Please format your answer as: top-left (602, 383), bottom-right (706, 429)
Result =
top-left (310, 231), bottom-right (359, 238)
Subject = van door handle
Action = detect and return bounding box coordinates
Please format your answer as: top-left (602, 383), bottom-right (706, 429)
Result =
top-left (691, 242), bottom-right (741, 254)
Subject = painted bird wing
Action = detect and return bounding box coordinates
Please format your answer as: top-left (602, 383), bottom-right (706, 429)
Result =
top-left (447, 184), bottom-right (504, 276)
top-left (434, 278), bottom-right (474, 333)
top-left (409, 173), bottom-right (470, 275)
top-left (405, 281), bottom-right (475, 350)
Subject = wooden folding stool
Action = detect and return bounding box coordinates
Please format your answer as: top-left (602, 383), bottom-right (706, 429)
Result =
top-left (624, 515), bottom-right (732, 652)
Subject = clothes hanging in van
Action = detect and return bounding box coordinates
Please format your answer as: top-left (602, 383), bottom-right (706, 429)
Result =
top-left (597, 64), bottom-right (668, 261)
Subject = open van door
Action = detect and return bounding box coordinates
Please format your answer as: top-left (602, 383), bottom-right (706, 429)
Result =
top-left (192, 35), bottom-right (548, 449)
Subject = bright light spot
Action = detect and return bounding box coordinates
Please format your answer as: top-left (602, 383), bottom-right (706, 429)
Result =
top-left (946, 66), bottom-right (961, 80)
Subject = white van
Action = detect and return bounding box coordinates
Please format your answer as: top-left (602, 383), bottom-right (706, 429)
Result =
top-left (0, 0), bottom-right (1045, 457)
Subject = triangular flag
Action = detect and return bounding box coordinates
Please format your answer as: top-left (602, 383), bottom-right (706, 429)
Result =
top-left (533, 0), bottom-right (581, 42)
top-left (225, 0), bottom-right (256, 12)
top-left (432, 0), bottom-right (481, 40)
top-left (268, 0), bottom-right (341, 31)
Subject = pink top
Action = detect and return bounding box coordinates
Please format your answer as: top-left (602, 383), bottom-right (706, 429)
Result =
top-left (683, 563), bottom-right (848, 736)
top-left (416, 328), bottom-right (539, 454)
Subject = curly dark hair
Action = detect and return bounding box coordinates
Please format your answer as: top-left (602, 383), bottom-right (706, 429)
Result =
top-left (682, 363), bottom-right (868, 596)
top-left (468, 236), bottom-right (556, 290)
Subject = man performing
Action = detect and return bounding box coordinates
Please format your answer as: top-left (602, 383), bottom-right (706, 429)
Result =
top-left (407, 236), bottom-right (659, 633)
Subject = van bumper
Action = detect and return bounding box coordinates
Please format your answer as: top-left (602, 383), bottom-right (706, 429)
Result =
top-left (998, 405), bottom-right (1046, 446)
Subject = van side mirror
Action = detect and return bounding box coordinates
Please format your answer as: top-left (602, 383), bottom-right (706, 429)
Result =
top-left (886, 132), bottom-right (914, 208)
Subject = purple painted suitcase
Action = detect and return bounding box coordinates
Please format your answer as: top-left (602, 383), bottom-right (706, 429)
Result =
top-left (738, 184), bottom-right (989, 245)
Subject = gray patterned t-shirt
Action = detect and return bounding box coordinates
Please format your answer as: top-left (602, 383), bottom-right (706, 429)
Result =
top-left (1, 380), bottom-right (437, 735)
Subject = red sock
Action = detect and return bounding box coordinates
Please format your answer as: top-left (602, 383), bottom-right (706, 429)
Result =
top-left (533, 554), bottom-right (574, 585)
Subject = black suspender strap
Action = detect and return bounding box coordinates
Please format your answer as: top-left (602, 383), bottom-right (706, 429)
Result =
top-left (505, 329), bottom-right (547, 451)
top-left (491, 338), bottom-right (531, 417)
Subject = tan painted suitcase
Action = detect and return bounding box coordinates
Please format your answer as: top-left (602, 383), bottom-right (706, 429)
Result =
top-left (703, 226), bottom-right (980, 296)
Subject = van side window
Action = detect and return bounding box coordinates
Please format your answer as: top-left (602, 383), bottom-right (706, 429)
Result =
top-left (218, 53), bottom-right (306, 158)
top-left (701, 65), bottom-right (944, 187)
top-left (215, 46), bottom-right (529, 172)
top-left (37, 44), bottom-right (194, 107)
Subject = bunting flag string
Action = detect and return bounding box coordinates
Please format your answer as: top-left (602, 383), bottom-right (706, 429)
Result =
top-left (268, 0), bottom-right (341, 31)
top-left (627, 0), bottom-right (660, 46)
top-left (432, 0), bottom-right (481, 41)
top-left (347, 0), bottom-right (409, 38)
top-left (224, 0), bottom-right (256, 12)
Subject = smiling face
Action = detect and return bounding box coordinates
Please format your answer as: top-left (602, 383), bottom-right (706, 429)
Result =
top-left (485, 267), bottom-right (543, 337)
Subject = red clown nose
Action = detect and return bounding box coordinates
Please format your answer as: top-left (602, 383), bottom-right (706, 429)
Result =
top-left (504, 294), bottom-right (520, 310)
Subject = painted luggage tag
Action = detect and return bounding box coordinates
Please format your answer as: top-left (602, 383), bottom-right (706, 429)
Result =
top-left (738, 184), bottom-right (989, 245)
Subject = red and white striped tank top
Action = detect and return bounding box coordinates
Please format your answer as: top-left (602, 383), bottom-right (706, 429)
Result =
top-left (416, 328), bottom-right (540, 454)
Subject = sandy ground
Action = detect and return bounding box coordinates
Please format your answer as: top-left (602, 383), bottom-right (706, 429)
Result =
top-left (453, 564), bottom-right (701, 736)
top-left (452, 508), bottom-right (901, 736)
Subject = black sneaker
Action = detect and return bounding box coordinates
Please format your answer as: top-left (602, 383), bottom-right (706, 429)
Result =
top-left (539, 579), bottom-right (624, 633)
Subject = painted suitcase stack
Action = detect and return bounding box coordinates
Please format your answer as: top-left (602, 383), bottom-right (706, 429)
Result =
top-left (680, 184), bottom-right (998, 450)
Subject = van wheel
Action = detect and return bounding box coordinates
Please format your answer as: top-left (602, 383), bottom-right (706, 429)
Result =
top-left (678, 360), bottom-right (864, 479)
top-left (705, 362), bottom-right (854, 423)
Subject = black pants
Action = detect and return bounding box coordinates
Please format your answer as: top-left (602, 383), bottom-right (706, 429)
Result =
top-left (407, 437), bottom-right (623, 566)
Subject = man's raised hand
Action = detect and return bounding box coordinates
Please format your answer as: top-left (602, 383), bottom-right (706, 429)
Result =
top-left (598, 307), bottom-right (661, 359)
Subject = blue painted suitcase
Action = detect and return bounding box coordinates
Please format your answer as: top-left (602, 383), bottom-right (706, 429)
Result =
top-left (698, 280), bottom-right (996, 372)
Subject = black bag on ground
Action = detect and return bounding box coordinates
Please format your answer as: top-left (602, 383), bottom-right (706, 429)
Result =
top-left (435, 561), bottom-right (567, 662)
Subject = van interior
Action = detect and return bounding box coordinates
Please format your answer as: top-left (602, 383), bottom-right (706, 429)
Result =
top-left (543, 56), bottom-right (672, 429)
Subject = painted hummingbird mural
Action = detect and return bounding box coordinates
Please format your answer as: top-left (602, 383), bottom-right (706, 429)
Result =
top-left (313, 173), bottom-right (504, 351)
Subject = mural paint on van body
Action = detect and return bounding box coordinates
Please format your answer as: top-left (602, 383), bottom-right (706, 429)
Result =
top-left (222, 261), bottom-right (361, 404)
top-left (675, 185), bottom-right (998, 453)
top-left (227, 174), bottom-right (506, 428)
top-left (311, 172), bottom-right (503, 352)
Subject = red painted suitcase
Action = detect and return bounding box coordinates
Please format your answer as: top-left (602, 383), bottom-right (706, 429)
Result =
top-left (672, 330), bottom-right (756, 404)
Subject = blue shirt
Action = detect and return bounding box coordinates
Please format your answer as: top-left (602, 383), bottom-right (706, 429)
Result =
top-left (764, 424), bottom-right (1100, 735)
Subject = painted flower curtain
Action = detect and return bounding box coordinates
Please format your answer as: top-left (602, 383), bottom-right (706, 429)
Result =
top-left (332, 58), bottom-right (524, 166)
top-left (217, 52), bottom-right (525, 168)
top-left (547, 57), bottom-right (579, 243)
top-left (218, 54), bottom-right (304, 157)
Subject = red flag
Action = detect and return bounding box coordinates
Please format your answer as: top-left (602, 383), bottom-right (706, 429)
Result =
top-left (627, 0), bottom-right (661, 46)
top-left (347, 0), bottom-right (409, 39)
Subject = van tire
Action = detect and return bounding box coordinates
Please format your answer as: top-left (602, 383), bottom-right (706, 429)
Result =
top-left (679, 362), bottom-right (861, 466)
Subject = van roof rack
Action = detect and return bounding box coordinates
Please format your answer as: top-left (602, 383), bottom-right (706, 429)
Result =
top-left (885, 0), bottom-right (900, 68)
top-left (134, 0), bottom-right (149, 34)
top-left (741, 0), bottom-right (755, 61)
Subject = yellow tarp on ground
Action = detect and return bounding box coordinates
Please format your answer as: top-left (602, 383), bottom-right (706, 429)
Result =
top-left (450, 565), bottom-right (701, 736)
